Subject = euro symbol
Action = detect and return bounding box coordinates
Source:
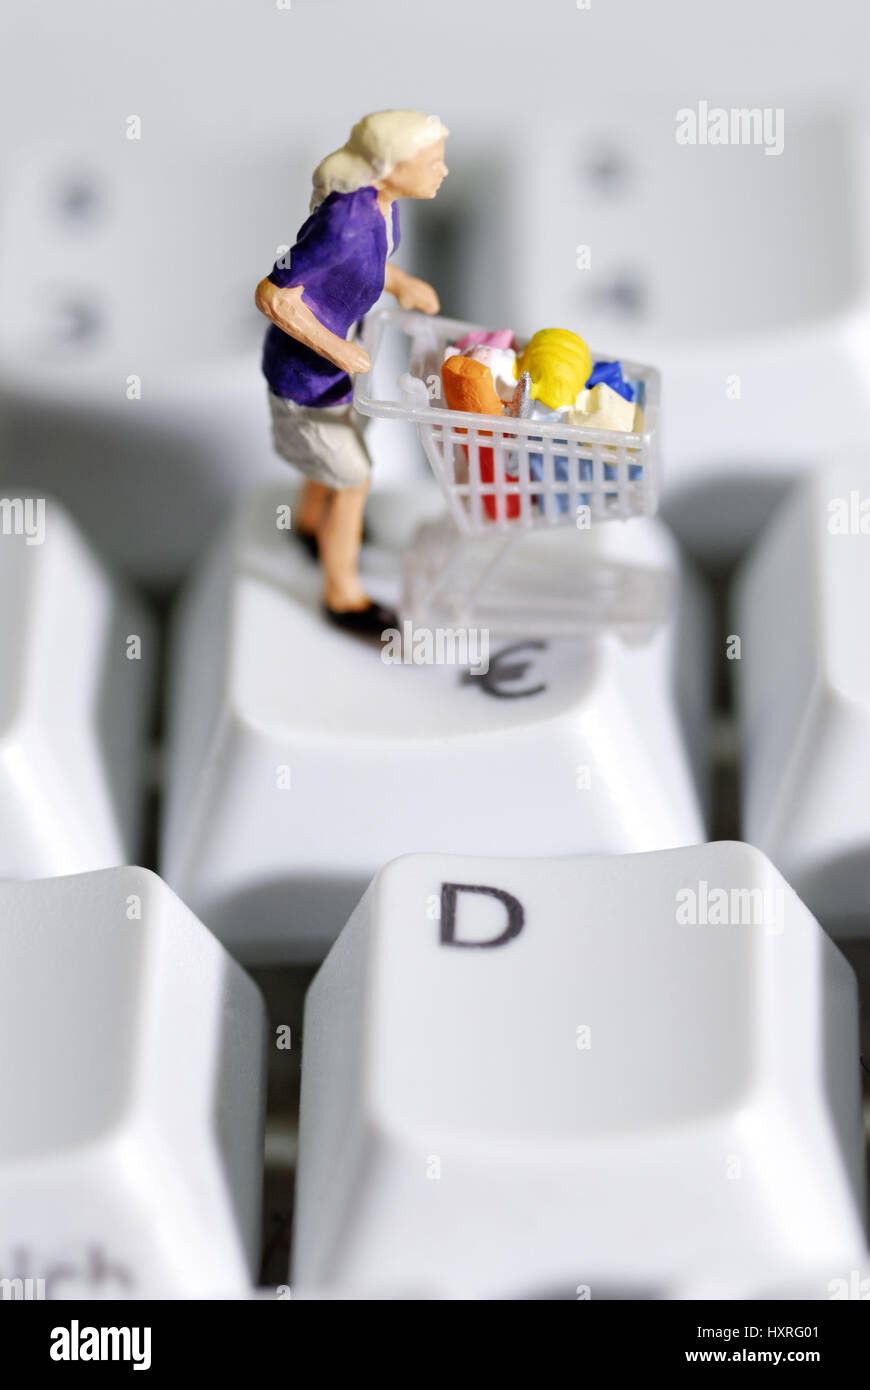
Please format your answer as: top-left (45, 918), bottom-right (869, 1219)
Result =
top-left (461, 640), bottom-right (547, 700)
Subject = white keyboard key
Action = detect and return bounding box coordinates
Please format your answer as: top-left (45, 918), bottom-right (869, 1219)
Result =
top-left (0, 492), bottom-right (155, 877)
top-left (0, 142), bottom-right (296, 590)
top-left (735, 456), bottom-right (870, 936)
top-left (161, 486), bottom-right (710, 963)
top-left (292, 843), bottom-right (865, 1298)
top-left (0, 867), bottom-right (267, 1298)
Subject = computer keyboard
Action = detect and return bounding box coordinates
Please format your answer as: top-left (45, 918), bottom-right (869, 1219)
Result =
top-left (0, 463), bottom-right (867, 1303)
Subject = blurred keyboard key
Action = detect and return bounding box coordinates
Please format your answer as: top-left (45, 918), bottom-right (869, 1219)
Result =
top-left (0, 492), bottom-right (154, 877)
top-left (735, 456), bottom-right (870, 936)
top-left (0, 867), bottom-right (267, 1298)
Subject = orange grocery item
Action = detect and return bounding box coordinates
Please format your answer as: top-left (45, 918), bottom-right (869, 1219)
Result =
top-left (440, 356), bottom-right (520, 520)
top-left (441, 354), bottom-right (504, 415)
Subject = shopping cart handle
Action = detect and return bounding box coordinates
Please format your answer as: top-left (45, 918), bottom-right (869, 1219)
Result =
top-left (398, 373), bottom-right (429, 409)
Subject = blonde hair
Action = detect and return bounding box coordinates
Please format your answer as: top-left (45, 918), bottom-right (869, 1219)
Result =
top-left (311, 109), bottom-right (449, 209)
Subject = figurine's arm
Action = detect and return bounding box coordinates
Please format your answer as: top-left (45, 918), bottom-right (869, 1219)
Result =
top-left (255, 278), bottom-right (371, 375)
top-left (384, 263), bottom-right (439, 315)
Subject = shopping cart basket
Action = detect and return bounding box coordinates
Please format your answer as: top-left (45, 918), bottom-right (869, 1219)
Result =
top-left (353, 309), bottom-right (665, 636)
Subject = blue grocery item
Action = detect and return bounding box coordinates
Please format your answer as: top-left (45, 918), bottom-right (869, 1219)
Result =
top-left (528, 446), bottom-right (643, 516)
top-left (528, 446), bottom-right (589, 516)
top-left (585, 360), bottom-right (636, 403)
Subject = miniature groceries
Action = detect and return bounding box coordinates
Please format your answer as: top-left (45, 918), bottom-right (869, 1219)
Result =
top-left (440, 326), bottom-right (644, 519)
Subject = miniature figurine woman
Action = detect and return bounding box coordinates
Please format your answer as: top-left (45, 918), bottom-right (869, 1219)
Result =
top-left (255, 110), bottom-right (448, 633)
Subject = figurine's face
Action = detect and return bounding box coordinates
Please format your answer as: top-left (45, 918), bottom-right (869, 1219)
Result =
top-left (378, 138), bottom-right (448, 200)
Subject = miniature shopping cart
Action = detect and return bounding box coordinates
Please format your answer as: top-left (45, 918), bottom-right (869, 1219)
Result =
top-left (354, 309), bottom-right (666, 636)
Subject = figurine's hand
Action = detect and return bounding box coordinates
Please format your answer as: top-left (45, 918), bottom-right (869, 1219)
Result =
top-left (335, 341), bottom-right (372, 375)
top-left (395, 276), bottom-right (440, 315)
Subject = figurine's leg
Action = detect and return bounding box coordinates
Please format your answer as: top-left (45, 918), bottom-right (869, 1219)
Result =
top-left (319, 479), bottom-right (371, 612)
top-left (296, 479), bottom-right (331, 538)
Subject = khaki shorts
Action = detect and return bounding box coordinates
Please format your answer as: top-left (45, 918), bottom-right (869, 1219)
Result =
top-left (268, 392), bottom-right (372, 489)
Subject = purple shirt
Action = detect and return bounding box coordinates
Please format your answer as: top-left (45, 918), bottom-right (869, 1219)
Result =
top-left (262, 186), bottom-right (400, 407)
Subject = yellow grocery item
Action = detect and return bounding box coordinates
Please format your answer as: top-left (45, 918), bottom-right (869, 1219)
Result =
top-left (515, 329), bottom-right (592, 412)
top-left (569, 382), bottom-right (644, 433)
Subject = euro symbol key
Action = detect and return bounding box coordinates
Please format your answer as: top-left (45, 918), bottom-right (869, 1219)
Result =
top-left (461, 640), bottom-right (547, 700)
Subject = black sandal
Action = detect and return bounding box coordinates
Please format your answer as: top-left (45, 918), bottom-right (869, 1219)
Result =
top-left (323, 601), bottom-right (399, 636)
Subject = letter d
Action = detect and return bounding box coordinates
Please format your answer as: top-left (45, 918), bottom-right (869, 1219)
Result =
top-left (439, 883), bottom-right (524, 949)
